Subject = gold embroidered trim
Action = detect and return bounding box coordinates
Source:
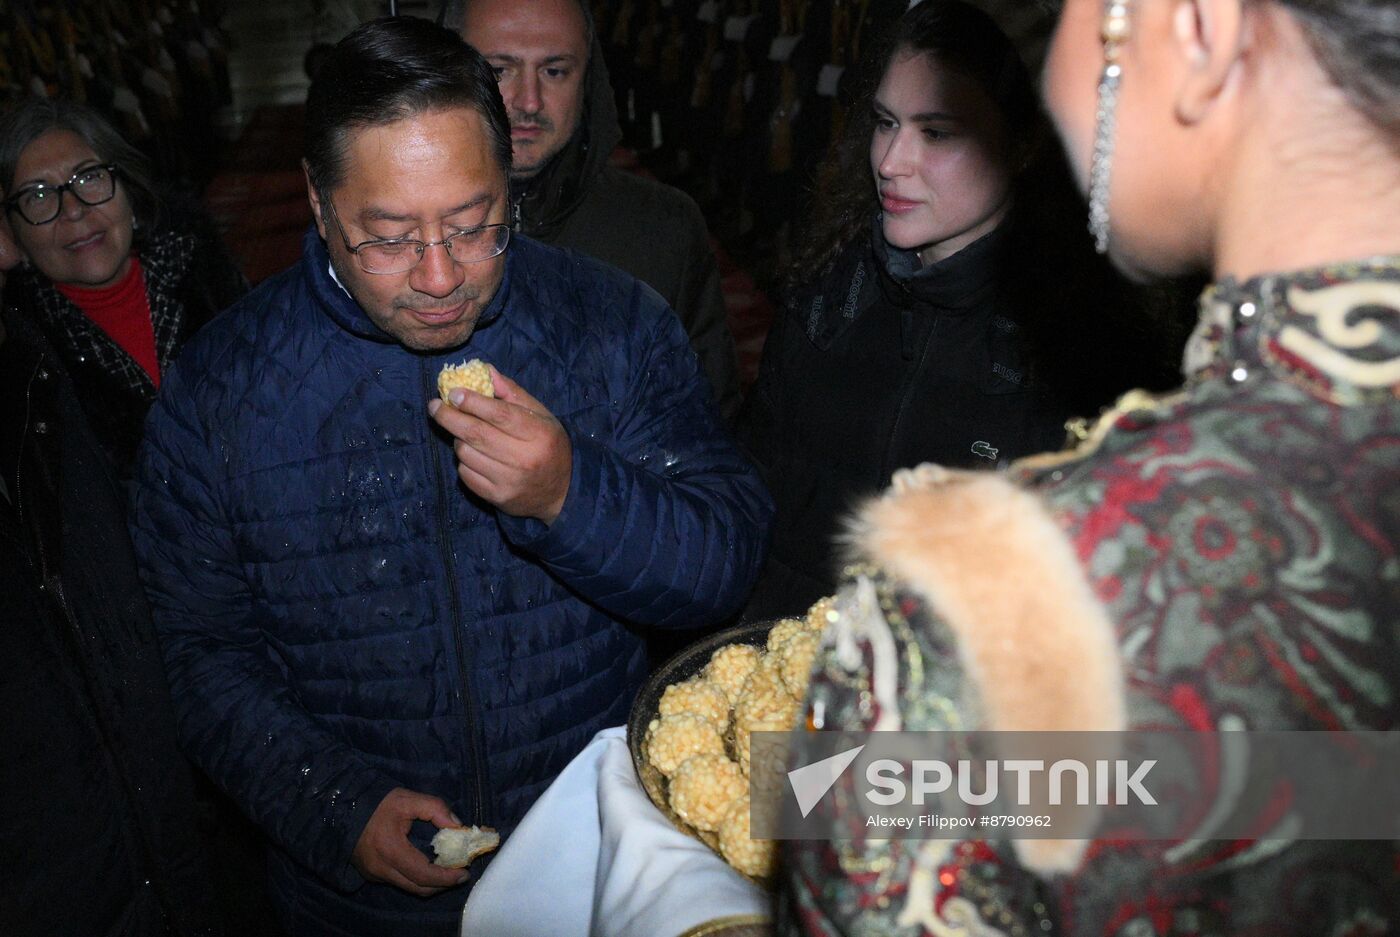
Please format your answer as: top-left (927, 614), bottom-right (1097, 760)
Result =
top-left (1015, 386), bottom-right (1187, 474)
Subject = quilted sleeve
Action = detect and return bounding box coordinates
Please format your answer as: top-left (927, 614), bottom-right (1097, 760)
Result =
top-left (497, 280), bottom-right (773, 629)
top-left (129, 357), bottom-right (400, 894)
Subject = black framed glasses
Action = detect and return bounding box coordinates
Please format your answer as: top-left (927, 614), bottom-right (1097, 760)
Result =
top-left (4, 164), bottom-right (121, 226)
top-left (324, 199), bottom-right (510, 275)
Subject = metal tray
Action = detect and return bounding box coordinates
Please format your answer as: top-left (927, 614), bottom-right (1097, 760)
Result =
top-left (626, 621), bottom-right (776, 867)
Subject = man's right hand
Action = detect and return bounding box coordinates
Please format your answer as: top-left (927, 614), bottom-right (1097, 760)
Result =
top-left (351, 787), bottom-right (471, 897)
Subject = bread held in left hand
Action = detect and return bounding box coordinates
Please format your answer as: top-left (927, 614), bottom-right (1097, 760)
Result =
top-left (430, 825), bottom-right (500, 868)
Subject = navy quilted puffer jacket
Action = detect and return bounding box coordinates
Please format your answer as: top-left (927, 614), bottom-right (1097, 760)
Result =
top-left (129, 230), bottom-right (772, 936)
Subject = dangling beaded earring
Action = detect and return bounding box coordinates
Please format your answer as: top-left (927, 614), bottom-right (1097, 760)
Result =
top-left (1088, 0), bottom-right (1131, 254)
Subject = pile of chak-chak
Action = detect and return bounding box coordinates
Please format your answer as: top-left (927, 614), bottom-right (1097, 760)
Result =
top-left (642, 596), bottom-right (835, 880)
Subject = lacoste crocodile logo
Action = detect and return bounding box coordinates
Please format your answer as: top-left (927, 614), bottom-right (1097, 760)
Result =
top-left (971, 441), bottom-right (999, 461)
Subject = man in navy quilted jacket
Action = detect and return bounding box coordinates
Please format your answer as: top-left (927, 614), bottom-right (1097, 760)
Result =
top-left (128, 17), bottom-right (771, 937)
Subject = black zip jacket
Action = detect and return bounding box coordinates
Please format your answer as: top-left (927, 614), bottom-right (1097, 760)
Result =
top-left (737, 224), bottom-right (1075, 619)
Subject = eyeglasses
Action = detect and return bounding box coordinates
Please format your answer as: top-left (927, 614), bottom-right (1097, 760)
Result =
top-left (4, 164), bottom-right (121, 226)
top-left (325, 199), bottom-right (510, 275)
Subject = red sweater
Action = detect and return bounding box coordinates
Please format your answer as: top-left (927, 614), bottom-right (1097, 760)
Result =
top-left (56, 257), bottom-right (159, 387)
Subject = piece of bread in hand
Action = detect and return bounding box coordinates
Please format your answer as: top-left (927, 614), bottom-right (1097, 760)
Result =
top-left (437, 359), bottom-right (495, 404)
top-left (431, 825), bottom-right (500, 868)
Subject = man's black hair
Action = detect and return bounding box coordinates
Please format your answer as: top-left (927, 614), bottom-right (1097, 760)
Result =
top-left (304, 16), bottom-right (512, 194)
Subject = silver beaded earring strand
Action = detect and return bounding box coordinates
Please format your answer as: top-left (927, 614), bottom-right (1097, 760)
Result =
top-left (1088, 0), bottom-right (1130, 254)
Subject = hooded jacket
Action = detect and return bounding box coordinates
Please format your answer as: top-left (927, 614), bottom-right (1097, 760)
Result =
top-left (128, 229), bottom-right (771, 937)
top-left (511, 35), bottom-right (741, 419)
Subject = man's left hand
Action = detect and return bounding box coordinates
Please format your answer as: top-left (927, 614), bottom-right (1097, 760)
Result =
top-left (428, 366), bottom-right (573, 524)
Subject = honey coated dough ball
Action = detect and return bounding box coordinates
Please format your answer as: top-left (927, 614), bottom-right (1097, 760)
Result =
top-left (765, 618), bottom-right (806, 653)
top-left (805, 595), bottom-right (836, 634)
top-left (437, 359), bottom-right (495, 402)
top-left (718, 796), bottom-right (778, 879)
top-left (777, 630), bottom-right (820, 700)
top-left (704, 643), bottom-right (762, 705)
top-left (735, 711), bottom-right (792, 777)
top-left (657, 677), bottom-right (731, 725)
top-left (645, 713), bottom-right (726, 778)
top-left (669, 754), bottom-right (747, 832)
top-left (743, 726), bottom-right (792, 794)
top-left (733, 660), bottom-right (795, 735)
top-left (758, 648), bottom-right (784, 678)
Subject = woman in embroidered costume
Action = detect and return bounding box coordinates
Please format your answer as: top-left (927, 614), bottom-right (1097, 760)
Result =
top-left (0, 99), bottom-right (246, 481)
top-left (781, 0), bottom-right (1400, 933)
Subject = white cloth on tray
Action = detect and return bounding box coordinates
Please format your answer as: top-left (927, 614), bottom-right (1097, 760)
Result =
top-left (461, 726), bottom-right (771, 937)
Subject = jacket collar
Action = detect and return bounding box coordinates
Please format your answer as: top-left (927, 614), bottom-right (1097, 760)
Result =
top-left (1186, 255), bottom-right (1400, 407)
top-left (300, 225), bottom-right (513, 349)
top-left (872, 218), bottom-right (1005, 314)
top-left (510, 33), bottom-right (622, 239)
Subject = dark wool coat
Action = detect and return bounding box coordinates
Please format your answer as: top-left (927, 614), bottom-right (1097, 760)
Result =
top-left (512, 36), bottom-right (741, 420)
top-left (128, 230), bottom-right (772, 937)
top-left (0, 313), bottom-right (220, 937)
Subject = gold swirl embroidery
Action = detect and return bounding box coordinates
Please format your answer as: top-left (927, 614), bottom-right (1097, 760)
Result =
top-left (1281, 282), bottom-right (1400, 389)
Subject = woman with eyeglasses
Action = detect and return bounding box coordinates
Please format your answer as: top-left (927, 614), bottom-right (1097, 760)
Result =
top-left (0, 99), bottom-right (247, 480)
top-left (778, 0), bottom-right (1399, 932)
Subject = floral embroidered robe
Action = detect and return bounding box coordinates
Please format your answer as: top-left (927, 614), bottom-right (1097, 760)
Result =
top-left (781, 258), bottom-right (1400, 937)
